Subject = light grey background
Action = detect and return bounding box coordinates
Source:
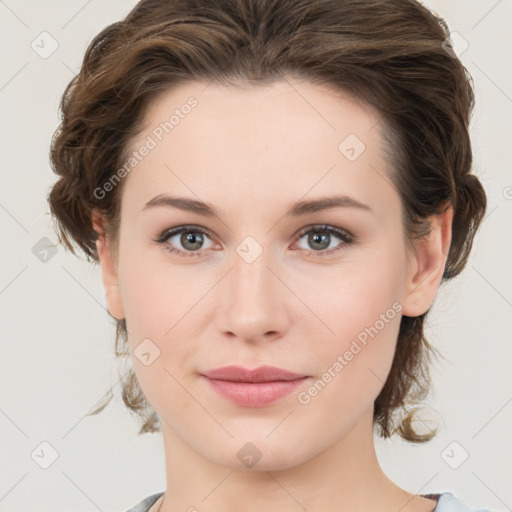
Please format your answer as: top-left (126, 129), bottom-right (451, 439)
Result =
top-left (0, 1), bottom-right (511, 511)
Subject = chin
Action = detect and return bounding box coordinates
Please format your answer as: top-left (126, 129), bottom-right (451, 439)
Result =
top-left (200, 433), bottom-right (314, 473)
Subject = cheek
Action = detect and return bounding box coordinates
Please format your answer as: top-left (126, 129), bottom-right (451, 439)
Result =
top-left (116, 245), bottom-right (208, 392)
top-left (120, 267), bottom-right (196, 417)
top-left (117, 242), bottom-right (186, 337)
top-left (305, 254), bottom-right (404, 341)
top-left (300, 247), bottom-right (406, 390)
top-left (297, 280), bottom-right (402, 425)
top-left (317, 285), bottom-right (401, 388)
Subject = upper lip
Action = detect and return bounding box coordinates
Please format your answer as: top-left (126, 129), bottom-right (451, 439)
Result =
top-left (200, 365), bottom-right (308, 383)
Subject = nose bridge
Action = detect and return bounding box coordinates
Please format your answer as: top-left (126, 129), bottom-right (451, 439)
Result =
top-left (230, 245), bottom-right (276, 313)
top-left (216, 242), bottom-right (288, 341)
top-left (229, 231), bottom-right (275, 296)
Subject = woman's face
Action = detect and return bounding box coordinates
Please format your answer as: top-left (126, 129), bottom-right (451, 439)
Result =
top-left (98, 78), bottom-right (438, 470)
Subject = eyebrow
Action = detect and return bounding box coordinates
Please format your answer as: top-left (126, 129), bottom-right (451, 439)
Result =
top-left (142, 193), bottom-right (372, 217)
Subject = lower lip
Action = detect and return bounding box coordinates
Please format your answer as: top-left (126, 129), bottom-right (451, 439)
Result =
top-left (202, 376), bottom-right (309, 407)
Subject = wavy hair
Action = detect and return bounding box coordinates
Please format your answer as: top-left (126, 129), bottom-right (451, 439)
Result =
top-left (47, 0), bottom-right (487, 441)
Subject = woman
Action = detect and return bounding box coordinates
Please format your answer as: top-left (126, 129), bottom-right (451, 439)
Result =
top-left (47, 0), bottom-right (491, 511)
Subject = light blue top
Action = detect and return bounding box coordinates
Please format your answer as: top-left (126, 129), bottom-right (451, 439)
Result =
top-left (126, 491), bottom-right (494, 512)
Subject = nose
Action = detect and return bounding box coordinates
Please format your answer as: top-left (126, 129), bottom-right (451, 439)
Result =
top-left (215, 249), bottom-right (290, 344)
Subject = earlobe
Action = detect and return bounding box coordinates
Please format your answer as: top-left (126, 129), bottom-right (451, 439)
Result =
top-left (92, 209), bottom-right (125, 320)
top-left (401, 206), bottom-right (453, 317)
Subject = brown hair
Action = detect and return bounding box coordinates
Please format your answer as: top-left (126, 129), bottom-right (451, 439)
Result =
top-left (48, 0), bottom-right (486, 441)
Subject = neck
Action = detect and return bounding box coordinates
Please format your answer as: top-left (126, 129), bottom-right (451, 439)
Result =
top-left (155, 408), bottom-right (437, 512)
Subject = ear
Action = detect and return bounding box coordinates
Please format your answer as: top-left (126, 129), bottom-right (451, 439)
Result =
top-left (401, 205), bottom-right (453, 317)
top-left (92, 209), bottom-right (125, 320)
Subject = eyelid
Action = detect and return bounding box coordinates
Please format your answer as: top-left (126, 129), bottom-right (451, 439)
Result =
top-left (291, 224), bottom-right (354, 256)
top-left (155, 223), bottom-right (355, 258)
top-left (294, 224), bottom-right (354, 243)
top-left (154, 225), bottom-right (220, 258)
top-left (155, 224), bottom-right (217, 245)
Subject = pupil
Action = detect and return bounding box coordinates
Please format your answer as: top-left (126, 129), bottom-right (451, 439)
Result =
top-left (183, 232), bottom-right (202, 250)
top-left (309, 232), bottom-right (329, 250)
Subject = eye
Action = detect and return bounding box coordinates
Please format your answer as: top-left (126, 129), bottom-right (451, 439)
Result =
top-left (293, 225), bottom-right (354, 256)
top-left (154, 226), bottom-right (217, 258)
top-left (154, 224), bottom-right (354, 259)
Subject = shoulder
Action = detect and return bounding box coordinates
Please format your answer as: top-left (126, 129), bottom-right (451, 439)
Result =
top-left (125, 491), bottom-right (165, 512)
top-left (125, 491), bottom-right (495, 512)
top-left (425, 492), bottom-right (495, 512)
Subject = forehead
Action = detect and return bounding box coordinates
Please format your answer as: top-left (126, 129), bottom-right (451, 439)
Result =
top-left (137, 78), bottom-right (381, 146)
top-left (119, 78), bottom-right (395, 219)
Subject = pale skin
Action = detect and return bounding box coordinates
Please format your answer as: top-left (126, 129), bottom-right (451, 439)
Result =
top-left (92, 78), bottom-right (452, 512)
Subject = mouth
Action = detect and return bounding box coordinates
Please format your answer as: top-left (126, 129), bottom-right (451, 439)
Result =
top-left (199, 365), bottom-right (311, 407)
top-left (200, 365), bottom-right (308, 382)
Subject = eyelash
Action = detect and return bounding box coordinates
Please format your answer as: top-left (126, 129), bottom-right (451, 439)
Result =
top-left (154, 224), bottom-right (354, 259)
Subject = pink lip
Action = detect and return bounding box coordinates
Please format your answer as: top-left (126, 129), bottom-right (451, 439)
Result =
top-left (199, 365), bottom-right (310, 407)
top-left (201, 365), bottom-right (307, 382)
